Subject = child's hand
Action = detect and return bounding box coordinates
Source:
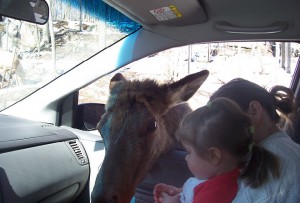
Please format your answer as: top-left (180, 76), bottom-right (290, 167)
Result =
top-left (156, 191), bottom-right (181, 203)
top-left (153, 183), bottom-right (182, 203)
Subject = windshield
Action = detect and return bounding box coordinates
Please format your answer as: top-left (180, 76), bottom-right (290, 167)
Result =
top-left (0, 0), bottom-right (140, 111)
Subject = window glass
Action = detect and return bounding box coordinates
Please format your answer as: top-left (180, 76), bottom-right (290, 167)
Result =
top-left (79, 42), bottom-right (300, 110)
top-left (0, 0), bottom-right (140, 110)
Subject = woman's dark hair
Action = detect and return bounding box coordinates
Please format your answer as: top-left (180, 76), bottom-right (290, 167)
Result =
top-left (210, 78), bottom-right (296, 124)
top-left (176, 97), bottom-right (279, 188)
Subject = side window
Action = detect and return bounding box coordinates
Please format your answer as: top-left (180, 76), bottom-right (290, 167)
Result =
top-left (78, 41), bottom-right (300, 130)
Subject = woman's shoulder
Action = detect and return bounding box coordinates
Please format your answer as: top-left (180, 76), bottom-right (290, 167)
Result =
top-left (260, 130), bottom-right (300, 174)
top-left (260, 131), bottom-right (300, 173)
top-left (233, 177), bottom-right (300, 203)
top-left (260, 131), bottom-right (300, 153)
top-left (233, 131), bottom-right (300, 203)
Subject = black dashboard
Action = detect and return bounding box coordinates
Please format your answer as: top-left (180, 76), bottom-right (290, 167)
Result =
top-left (0, 114), bottom-right (90, 203)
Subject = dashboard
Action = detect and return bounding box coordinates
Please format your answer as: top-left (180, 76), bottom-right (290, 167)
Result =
top-left (0, 114), bottom-right (96, 203)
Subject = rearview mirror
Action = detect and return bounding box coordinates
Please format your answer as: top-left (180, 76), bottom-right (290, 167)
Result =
top-left (0, 0), bottom-right (49, 25)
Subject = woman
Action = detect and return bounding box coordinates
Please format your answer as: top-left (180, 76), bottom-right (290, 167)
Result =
top-left (210, 78), bottom-right (300, 202)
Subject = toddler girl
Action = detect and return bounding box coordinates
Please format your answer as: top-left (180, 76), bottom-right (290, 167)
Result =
top-left (154, 97), bottom-right (279, 203)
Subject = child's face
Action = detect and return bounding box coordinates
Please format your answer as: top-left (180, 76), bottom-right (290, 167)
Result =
top-left (183, 142), bottom-right (218, 180)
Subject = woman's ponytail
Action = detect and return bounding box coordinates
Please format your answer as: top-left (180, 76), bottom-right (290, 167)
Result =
top-left (241, 144), bottom-right (280, 188)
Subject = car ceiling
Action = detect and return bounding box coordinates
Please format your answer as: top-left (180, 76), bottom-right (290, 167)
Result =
top-left (104, 0), bottom-right (300, 44)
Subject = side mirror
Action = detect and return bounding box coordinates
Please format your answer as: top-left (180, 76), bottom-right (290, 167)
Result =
top-left (0, 0), bottom-right (49, 25)
top-left (76, 103), bottom-right (106, 131)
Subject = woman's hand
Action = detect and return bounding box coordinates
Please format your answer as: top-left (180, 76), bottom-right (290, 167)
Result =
top-left (153, 183), bottom-right (182, 203)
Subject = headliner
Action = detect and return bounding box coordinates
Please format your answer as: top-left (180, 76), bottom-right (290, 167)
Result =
top-left (104, 0), bottom-right (300, 45)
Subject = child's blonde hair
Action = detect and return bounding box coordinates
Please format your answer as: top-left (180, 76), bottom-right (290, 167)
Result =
top-left (176, 97), bottom-right (279, 188)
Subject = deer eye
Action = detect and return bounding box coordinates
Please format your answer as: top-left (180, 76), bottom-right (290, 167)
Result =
top-left (147, 119), bottom-right (157, 133)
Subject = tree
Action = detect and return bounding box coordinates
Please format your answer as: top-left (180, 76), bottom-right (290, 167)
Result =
top-left (45, 0), bottom-right (56, 75)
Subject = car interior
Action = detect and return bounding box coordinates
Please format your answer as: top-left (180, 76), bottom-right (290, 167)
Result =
top-left (0, 0), bottom-right (300, 203)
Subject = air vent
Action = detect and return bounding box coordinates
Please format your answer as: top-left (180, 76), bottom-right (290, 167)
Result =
top-left (66, 140), bottom-right (88, 165)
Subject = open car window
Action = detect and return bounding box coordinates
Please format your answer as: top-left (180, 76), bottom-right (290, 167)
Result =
top-left (0, 0), bottom-right (140, 111)
top-left (79, 41), bottom-right (300, 109)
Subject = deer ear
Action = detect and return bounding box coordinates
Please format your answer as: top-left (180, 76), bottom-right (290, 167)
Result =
top-left (109, 73), bottom-right (126, 90)
top-left (167, 70), bottom-right (209, 104)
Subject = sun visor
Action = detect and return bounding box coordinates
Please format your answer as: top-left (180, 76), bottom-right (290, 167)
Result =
top-left (105, 0), bottom-right (208, 26)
